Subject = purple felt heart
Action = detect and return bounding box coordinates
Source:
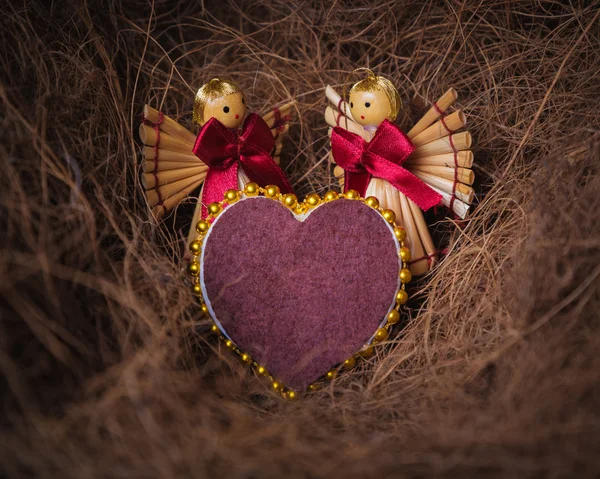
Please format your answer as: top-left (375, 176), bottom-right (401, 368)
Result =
top-left (200, 197), bottom-right (400, 390)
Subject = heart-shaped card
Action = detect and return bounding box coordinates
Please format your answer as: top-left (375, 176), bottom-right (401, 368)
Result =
top-left (187, 184), bottom-right (411, 397)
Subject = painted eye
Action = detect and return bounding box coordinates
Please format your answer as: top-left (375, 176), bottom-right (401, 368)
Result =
top-left (350, 102), bottom-right (354, 108)
top-left (223, 106), bottom-right (230, 113)
top-left (242, 98), bottom-right (245, 104)
top-left (365, 102), bottom-right (371, 108)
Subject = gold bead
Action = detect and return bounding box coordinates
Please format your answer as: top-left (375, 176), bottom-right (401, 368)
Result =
top-left (387, 310), bottom-right (400, 325)
top-left (365, 196), bottom-right (380, 209)
top-left (344, 189), bottom-right (359, 200)
top-left (394, 227), bottom-right (406, 241)
top-left (308, 383), bottom-right (320, 392)
top-left (282, 193), bottom-right (297, 208)
top-left (399, 268), bottom-right (412, 284)
top-left (208, 202), bottom-right (222, 216)
top-left (324, 191), bottom-right (339, 202)
top-left (244, 182), bottom-right (259, 196)
top-left (396, 289), bottom-right (409, 305)
top-left (225, 339), bottom-right (233, 348)
top-left (287, 390), bottom-right (297, 400)
top-left (374, 328), bottom-right (389, 342)
top-left (306, 193), bottom-right (321, 208)
top-left (187, 261), bottom-right (200, 276)
top-left (211, 324), bottom-right (218, 333)
top-left (196, 220), bottom-right (210, 235)
top-left (264, 185), bottom-right (280, 198)
top-left (343, 357), bottom-right (356, 369)
top-left (201, 304), bottom-right (208, 314)
top-left (192, 283), bottom-right (202, 295)
top-left (189, 240), bottom-right (202, 255)
top-left (382, 209), bottom-right (396, 224)
top-left (399, 246), bottom-right (411, 262)
top-left (257, 365), bottom-right (267, 375)
top-left (326, 370), bottom-right (337, 380)
top-left (224, 189), bottom-right (240, 203)
top-left (241, 353), bottom-right (252, 363)
top-left (294, 202), bottom-right (307, 215)
top-left (272, 381), bottom-right (282, 391)
top-left (359, 345), bottom-right (374, 357)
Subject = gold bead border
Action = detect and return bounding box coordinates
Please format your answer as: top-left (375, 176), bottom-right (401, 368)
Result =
top-left (187, 183), bottom-right (411, 400)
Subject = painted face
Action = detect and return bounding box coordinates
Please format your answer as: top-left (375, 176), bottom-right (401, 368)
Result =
top-left (349, 89), bottom-right (391, 127)
top-left (203, 91), bottom-right (246, 129)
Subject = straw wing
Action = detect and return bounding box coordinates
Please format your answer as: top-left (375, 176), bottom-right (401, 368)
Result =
top-left (261, 101), bottom-right (296, 166)
top-left (140, 105), bottom-right (206, 219)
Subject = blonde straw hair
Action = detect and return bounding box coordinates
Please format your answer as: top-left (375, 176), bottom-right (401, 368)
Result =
top-left (193, 78), bottom-right (240, 125)
top-left (345, 68), bottom-right (402, 121)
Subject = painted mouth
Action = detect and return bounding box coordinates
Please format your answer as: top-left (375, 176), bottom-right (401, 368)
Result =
top-left (235, 114), bottom-right (240, 119)
top-left (360, 115), bottom-right (365, 120)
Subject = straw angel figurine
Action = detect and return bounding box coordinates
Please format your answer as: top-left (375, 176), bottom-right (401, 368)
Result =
top-left (139, 78), bottom-right (294, 245)
top-left (325, 68), bottom-right (474, 276)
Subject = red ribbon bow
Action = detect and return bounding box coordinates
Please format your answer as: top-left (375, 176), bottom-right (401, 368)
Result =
top-left (331, 120), bottom-right (441, 211)
top-left (193, 113), bottom-right (293, 218)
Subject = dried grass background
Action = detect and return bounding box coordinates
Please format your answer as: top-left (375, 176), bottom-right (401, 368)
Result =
top-left (1, 0), bottom-right (600, 477)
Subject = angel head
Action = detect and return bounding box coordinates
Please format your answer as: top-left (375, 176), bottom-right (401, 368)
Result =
top-left (348, 69), bottom-right (401, 127)
top-left (193, 78), bottom-right (246, 129)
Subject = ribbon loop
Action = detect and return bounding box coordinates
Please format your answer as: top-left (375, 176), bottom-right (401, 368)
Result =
top-left (331, 120), bottom-right (441, 211)
top-left (193, 113), bottom-right (293, 218)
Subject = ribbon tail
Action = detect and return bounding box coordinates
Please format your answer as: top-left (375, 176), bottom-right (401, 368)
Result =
top-left (237, 114), bottom-right (292, 194)
top-left (344, 170), bottom-right (371, 197)
top-left (200, 163), bottom-right (239, 219)
top-left (241, 152), bottom-right (293, 195)
top-left (386, 168), bottom-right (442, 211)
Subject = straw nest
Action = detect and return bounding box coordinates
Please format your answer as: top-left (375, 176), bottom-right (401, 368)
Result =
top-left (1, 1), bottom-right (599, 477)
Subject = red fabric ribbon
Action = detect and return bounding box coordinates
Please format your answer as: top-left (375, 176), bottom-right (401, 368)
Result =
top-left (193, 113), bottom-right (293, 218)
top-left (331, 120), bottom-right (442, 211)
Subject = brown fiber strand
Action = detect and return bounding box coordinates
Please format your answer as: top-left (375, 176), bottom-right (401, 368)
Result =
top-left (1, 1), bottom-right (600, 477)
